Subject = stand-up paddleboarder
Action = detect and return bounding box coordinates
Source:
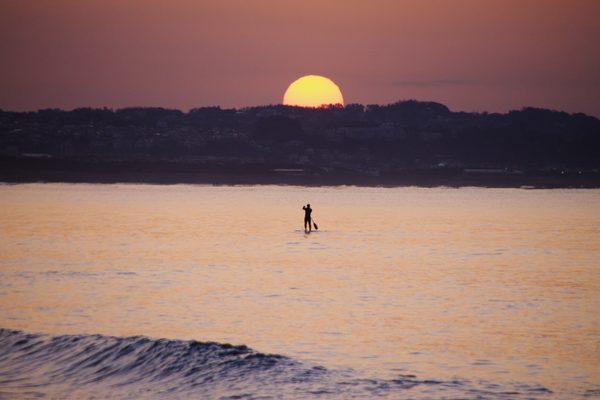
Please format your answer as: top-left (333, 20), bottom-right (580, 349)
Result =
top-left (302, 204), bottom-right (312, 232)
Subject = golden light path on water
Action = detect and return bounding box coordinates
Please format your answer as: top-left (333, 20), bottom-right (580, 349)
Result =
top-left (0, 184), bottom-right (599, 397)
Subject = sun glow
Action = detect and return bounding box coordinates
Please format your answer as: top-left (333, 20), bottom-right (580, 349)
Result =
top-left (283, 75), bottom-right (344, 108)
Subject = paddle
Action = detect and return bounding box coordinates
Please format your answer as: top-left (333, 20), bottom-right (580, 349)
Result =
top-left (312, 219), bottom-right (319, 230)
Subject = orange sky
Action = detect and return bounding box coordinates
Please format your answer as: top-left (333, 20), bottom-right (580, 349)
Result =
top-left (1, 0), bottom-right (599, 116)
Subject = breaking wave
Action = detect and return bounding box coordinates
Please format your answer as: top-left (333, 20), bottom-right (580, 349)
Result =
top-left (0, 329), bottom-right (560, 399)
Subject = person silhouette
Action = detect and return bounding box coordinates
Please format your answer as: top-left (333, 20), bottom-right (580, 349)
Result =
top-left (302, 204), bottom-right (312, 232)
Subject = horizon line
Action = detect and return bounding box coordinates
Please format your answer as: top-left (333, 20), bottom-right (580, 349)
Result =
top-left (0, 100), bottom-right (597, 119)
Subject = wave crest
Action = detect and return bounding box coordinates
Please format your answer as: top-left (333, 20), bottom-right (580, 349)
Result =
top-left (0, 329), bottom-right (304, 398)
top-left (0, 329), bottom-right (559, 399)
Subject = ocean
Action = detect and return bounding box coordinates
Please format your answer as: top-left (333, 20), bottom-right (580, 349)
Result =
top-left (0, 184), bottom-right (599, 399)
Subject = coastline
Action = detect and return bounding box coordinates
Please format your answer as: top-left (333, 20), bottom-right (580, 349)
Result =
top-left (1, 157), bottom-right (599, 188)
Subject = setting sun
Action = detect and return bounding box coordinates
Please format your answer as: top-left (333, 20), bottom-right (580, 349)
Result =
top-left (283, 75), bottom-right (344, 108)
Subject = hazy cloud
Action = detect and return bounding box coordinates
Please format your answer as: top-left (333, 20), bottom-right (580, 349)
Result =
top-left (393, 79), bottom-right (480, 88)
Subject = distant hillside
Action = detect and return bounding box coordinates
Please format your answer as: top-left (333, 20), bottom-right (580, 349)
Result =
top-left (1, 101), bottom-right (599, 187)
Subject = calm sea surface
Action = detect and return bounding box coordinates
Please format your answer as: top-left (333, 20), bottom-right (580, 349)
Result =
top-left (0, 183), bottom-right (599, 399)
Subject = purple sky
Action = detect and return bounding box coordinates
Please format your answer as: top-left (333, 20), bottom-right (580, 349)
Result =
top-left (1, 0), bottom-right (599, 116)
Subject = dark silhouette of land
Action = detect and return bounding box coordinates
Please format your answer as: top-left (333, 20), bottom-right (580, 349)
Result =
top-left (1, 101), bottom-right (599, 187)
